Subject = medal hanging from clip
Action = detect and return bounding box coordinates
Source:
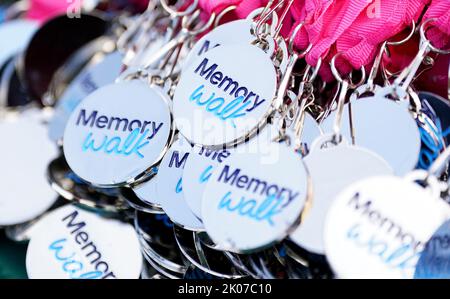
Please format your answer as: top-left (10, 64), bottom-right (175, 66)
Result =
top-left (375, 16), bottom-right (450, 173)
top-left (61, 1), bottom-right (215, 188)
top-left (199, 2), bottom-right (313, 253)
top-left (25, 205), bottom-right (143, 279)
top-left (172, 0), bottom-right (290, 148)
top-left (324, 146), bottom-right (450, 279)
top-left (61, 5), bottom-right (205, 189)
top-left (289, 55), bottom-right (394, 257)
top-left (280, 0), bottom-right (414, 259)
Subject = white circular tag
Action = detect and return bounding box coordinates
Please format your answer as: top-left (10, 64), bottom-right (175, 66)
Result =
top-left (202, 142), bottom-right (309, 253)
top-left (324, 176), bottom-right (450, 279)
top-left (26, 205), bottom-right (142, 279)
top-left (173, 44), bottom-right (277, 147)
top-left (289, 136), bottom-right (393, 254)
top-left (156, 137), bottom-right (204, 230)
top-left (63, 80), bottom-right (173, 186)
top-left (321, 97), bottom-right (421, 175)
top-left (49, 51), bottom-right (123, 142)
top-left (0, 20), bottom-right (38, 67)
top-left (0, 110), bottom-right (58, 226)
top-left (182, 20), bottom-right (254, 71)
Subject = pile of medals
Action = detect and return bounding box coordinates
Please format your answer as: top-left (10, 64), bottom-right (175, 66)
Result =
top-left (1, 0), bottom-right (450, 279)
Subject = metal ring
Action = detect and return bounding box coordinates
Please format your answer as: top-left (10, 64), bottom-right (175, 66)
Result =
top-left (387, 21), bottom-right (416, 46)
top-left (213, 5), bottom-right (237, 28)
top-left (288, 22), bottom-right (312, 58)
top-left (331, 52), bottom-right (366, 89)
top-left (181, 10), bottom-right (216, 36)
top-left (160, 0), bottom-right (198, 18)
top-left (420, 18), bottom-right (450, 55)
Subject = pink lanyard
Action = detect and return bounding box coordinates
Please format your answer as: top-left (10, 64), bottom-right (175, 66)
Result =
top-left (290, 0), bottom-right (429, 82)
top-left (336, 0), bottom-right (428, 72)
top-left (26, 0), bottom-right (81, 24)
top-left (199, 0), bottom-right (269, 20)
top-left (423, 0), bottom-right (450, 48)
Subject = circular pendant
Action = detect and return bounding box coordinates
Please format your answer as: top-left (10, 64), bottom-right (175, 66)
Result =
top-left (182, 19), bottom-right (254, 71)
top-left (173, 44), bottom-right (277, 147)
top-left (321, 96), bottom-right (421, 175)
top-left (0, 110), bottom-right (58, 226)
top-left (289, 135), bottom-right (393, 255)
top-left (156, 137), bottom-right (204, 231)
top-left (49, 51), bottom-right (123, 143)
top-left (324, 176), bottom-right (450, 279)
top-left (63, 80), bottom-right (173, 187)
top-left (26, 205), bottom-right (142, 279)
top-left (202, 142), bottom-right (310, 253)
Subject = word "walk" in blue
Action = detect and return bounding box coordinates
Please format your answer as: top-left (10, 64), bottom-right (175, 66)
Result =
top-left (82, 128), bottom-right (150, 158)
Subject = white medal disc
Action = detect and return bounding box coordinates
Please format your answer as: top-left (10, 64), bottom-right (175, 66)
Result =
top-left (156, 137), bottom-right (203, 230)
top-left (26, 205), bottom-right (142, 279)
top-left (324, 176), bottom-right (450, 279)
top-left (182, 19), bottom-right (254, 71)
top-left (0, 110), bottom-right (58, 226)
top-left (289, 136), bottom-right (393, 254)
top-left (63, 80), bottom-right (173, 186)
top-left (0, 20), bottom-right (38, 67)
top-left (322, 97), bottom-right (421, 175)
top-left (173, 44), bottom-right (277, 147)
top-left (202, 142), bottom-right (309, 253)
top-left (49, 51), bottom-right (123, 142)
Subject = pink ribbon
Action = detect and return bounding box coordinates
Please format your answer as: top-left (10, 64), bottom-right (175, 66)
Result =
top-left (291, 0), bottom-right (429, 82)
top-left (26, 0), bottom-right (80, 24)
top-left (199, 0), bottom-right (268, 19)
top-left (335, 0), bottom-right (429, 76)
top-left (423, 0), bottom-right (450, 48)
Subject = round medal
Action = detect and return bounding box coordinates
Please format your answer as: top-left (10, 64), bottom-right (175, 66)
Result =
top-left (173, 44), bottom-right (278, 147)
top-left (202, 142), bottom-right (310, 253)
top-left (26, 205), bottom-right (142, 279)
top-left (0, 110), bottom-right (58, 226)
top-left (63, 80), bottom-right (173, 186)
top-left (324, 176), bottom-right (450, 279)
top-left (289, 135), bottom-right (393, 255)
